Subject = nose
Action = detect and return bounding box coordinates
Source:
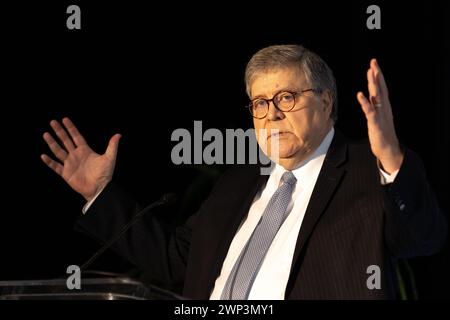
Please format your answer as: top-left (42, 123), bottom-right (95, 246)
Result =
top-left (266, 101), bottom-right (284, 121)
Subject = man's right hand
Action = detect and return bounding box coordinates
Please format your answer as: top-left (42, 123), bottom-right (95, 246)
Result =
top-left (41, 117), bottom-right (121, 202)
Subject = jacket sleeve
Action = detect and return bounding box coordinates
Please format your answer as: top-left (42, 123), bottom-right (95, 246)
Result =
top-left (74, 182), bottom-right (196, 288)
top-left (383, 148), bottom-right (448, 258)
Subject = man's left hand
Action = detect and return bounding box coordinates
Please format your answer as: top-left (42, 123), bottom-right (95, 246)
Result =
top-left (357, 59), bottom-right (404, 174)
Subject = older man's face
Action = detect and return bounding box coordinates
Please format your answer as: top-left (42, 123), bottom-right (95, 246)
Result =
top-left (251, 68), bottom-right (333, 170)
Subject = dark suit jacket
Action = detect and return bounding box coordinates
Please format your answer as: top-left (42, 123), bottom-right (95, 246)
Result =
top-left (75, 130), bottom-right (447, 299)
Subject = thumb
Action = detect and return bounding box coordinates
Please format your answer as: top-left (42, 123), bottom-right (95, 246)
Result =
top-left (105, 133), bottom-right (121, 159)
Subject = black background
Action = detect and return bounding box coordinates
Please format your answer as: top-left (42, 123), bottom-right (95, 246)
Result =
top-left (1, 0), bottom-right (449, 299)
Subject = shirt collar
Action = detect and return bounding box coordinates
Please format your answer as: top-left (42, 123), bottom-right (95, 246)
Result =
top-left (272, 127), bottom-right (335, 190)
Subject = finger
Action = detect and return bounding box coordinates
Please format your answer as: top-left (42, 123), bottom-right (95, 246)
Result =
top-left (371, 59), bottom-right (389, 96)
top-left (105, 134), bottom-right (121, 159)
top-left (357, 92), bottom-right (375, 118)
top-left (41, 154), bottom-right (63, 176)
top-left (50, 120), bottom-right (76, 151)
top-left (43, 132), bottom-right (68, 162)
top-left (367, 67), bottom-right (380, 101)
top-left (62, 117), bottom-right (87, 147)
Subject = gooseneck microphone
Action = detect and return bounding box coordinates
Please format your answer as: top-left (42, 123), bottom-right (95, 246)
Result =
top-left (80, 193), bottom-right (177, 272)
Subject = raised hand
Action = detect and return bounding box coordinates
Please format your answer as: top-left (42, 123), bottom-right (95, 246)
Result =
top-left (41, 117), bottom-right (121, 201)
top-left (357, 59), bottom-right (404, 174)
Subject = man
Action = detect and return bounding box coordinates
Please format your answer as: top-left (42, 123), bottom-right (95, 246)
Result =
top-left (41, 45), bottom-right (447, 299)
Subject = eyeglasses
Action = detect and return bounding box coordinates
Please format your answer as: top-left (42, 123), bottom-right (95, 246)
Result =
top-left (246, 88), bottom-right (320, 119)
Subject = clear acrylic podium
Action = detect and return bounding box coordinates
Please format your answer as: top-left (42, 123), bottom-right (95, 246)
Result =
top-left (0, 277), bottom-right (185, 300)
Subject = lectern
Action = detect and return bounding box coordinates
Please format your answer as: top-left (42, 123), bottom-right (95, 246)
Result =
top-left (0, 277), bottom-right (185, 300)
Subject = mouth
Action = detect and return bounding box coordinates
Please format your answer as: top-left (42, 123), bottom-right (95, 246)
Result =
top-left (267, 130), bottom-right (290, 140)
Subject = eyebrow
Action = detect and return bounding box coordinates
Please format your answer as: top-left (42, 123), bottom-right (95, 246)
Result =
top-left (251, 88), bottom-right (298, 101)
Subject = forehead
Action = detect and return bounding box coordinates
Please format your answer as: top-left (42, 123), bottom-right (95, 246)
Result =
top-left (250, 67), bottom-right (307, 98)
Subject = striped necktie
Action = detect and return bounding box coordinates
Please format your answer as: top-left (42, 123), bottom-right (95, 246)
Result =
top-left (221, 171), bottom-right (297, 299)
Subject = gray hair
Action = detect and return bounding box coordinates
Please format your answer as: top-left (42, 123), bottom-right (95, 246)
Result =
top-left (245, 44), bottom-right (338, 122)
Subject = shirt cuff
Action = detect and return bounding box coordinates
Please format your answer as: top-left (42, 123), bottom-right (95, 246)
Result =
top-left (377, 160), bottom-right (400, 185)
top-left (82, 185), bottom-right (107, 214)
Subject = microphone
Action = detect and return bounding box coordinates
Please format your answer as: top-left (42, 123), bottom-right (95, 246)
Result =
top-left (80, 193), bottom-right (177, 272)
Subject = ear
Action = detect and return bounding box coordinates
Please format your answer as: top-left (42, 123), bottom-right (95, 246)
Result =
top-left (320, 90), bottom-right (333, 117)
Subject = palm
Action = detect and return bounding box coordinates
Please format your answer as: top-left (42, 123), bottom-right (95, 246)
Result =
top-left (41, 118), bottom-right (121, 201)
top-left (62, 145), bottom-right (112, 197)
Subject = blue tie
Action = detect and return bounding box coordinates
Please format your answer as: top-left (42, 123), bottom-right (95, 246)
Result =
top-left (221, 171), bottom-right (297, 299)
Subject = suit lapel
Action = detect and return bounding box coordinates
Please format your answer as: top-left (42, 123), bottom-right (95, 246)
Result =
top-left (286, 130), bottom-right (348, 295)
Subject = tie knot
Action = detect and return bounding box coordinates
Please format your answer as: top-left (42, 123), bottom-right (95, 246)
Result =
top-left (281, 171), bottom-right (296, 186)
